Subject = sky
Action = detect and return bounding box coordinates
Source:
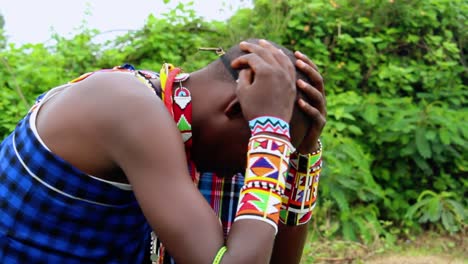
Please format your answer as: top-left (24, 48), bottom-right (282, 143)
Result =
top-left (0, 0), bottom-right (252, 45)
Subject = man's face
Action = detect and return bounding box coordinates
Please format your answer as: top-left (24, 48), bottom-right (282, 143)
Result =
top-left (189, 77), bottom-right (249, 175)
top-left (204, 117), bottom-right (251, 175)
top-left (191, 97), bottom-right (308, 176)
top-left (199, 114), bottom-right (307, 176)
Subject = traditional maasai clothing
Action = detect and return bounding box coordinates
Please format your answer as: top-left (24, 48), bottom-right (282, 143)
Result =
top-left (0, 66), bottom-right (154, 263)
top-left (197, 173), bottom-right (244, 236)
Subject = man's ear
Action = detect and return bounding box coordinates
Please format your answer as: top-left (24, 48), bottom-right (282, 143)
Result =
top-left (224, 97), bottom-right (243, 119)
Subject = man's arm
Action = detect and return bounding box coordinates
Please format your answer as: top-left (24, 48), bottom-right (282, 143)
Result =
top-left (270, 52), bottom-right (327, 264)
top-left (95, 74), bottom-right (271, 264)
top-left (271, 223), bottom-right (310, 263)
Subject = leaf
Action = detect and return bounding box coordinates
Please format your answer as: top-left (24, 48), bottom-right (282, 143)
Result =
top-left (441, 211), bottom-right (456, 233)
top-left (417, 190), bottom-right (437, 201)
top-left (447, 200), bottom-right (466, 220)
top-left (332, 187), bottom-right (350, 213)
top-left (439, 128), bottom-right (451, 145)
top-left (342, 221), bottom-right (357, 241)
top-left (333, 107), bottom-right (345, 120)
top-left (348, 125), bottom-right (363, 135)
top-left (406, 199), bottom-right (430, 219)
top-left (415, 127), bottom-right (432, 158)
top-left (362, 104), bottom-right (379, 124)
top-left (335, 122), bottom-right (347, 131)
top-left (413, 155), bottom-right (431, 172)
top-left (425, 130), bottom-right (437, 140)
top-left (342, 112), bottom-right (356, 121)
top-left (353, 217), bottom-right (372, 243)
top-left (427, 198), bottom-right (442, 222)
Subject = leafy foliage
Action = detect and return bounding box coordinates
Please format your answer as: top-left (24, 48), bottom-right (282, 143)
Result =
top-left (406, 190), bottom-right (466, 233)
top-left (0, 0), bottom-right (466, 244)
top-left (266, 0), bottom-right (467, 239)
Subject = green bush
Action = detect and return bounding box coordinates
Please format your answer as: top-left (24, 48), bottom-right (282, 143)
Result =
top-left (0, 0), bottom-right (465, 243)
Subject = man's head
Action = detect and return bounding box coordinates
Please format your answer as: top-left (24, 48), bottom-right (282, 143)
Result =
top-left (188, 39), bottom-right (312, 174)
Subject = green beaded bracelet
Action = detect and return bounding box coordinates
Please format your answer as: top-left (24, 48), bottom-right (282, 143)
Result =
top-left (213, 246), bottom-right (227, 264)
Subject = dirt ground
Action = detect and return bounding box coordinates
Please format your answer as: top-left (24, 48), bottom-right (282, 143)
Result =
top-left (305, 254), bottom-right (467, 264)
top-left (365, 255), bottom-right (467, 264)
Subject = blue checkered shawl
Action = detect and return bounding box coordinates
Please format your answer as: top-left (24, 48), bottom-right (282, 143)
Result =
top-left (0, 113), bottom-right (151, 263)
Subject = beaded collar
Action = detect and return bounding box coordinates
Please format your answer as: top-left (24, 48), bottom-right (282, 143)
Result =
top-left (112, 63), bottom-right (193, 150)
top-left (159, 63), bottom-right (192, 147)
top-left (158, 63), bottom-right (198, 183)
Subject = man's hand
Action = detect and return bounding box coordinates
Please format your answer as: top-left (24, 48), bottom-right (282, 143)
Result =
top-left (231, 40), bottom-right (297, 122)
top-left (294, 51), bottom-right (327, 154)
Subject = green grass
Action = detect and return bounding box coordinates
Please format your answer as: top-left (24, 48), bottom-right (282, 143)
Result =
top-left (300, 231), bottom-right (467, 264)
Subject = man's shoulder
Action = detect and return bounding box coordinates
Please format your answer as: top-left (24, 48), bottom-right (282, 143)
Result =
top-left (75, 71), bottom-right (164, 123)
top-left (46, 70), bottom-right (167, 145)
top-left (78, 70), bottom-right (156, 95)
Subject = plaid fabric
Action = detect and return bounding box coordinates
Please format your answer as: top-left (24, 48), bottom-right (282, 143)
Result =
top-left (158, 172), bottom-right (244, 264)
top-left (198, 172), bottom-right (244, 236)
top-left (0, 112), bottom-right (151, 263)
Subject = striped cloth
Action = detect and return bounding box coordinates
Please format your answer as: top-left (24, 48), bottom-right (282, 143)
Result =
top-left (154, 172), bottom-right (244, 264)
top-left (198, 172), bottom-right (244, 236)
top-left (0, 111), bottom-right (151, 263)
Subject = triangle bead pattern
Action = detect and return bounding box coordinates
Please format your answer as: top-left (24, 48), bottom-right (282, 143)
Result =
top-left (235, 134), bottom-right (293, 234)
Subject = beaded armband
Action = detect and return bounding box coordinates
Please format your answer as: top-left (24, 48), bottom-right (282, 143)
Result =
top-left (280, 140), bottom-right (322, 226)
top-left (249, 116), bottom-right (291, 140)
top-left (235, 134), bottom-right (292, 234)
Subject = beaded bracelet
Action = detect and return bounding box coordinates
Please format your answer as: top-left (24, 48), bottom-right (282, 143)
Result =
top-left (235, 134), bottom-right (292, 234)
top-left (249, 116), bottom-right (291, 140)
top-left (213, 246), bottom-right (227, 264)
top-left (280, 139), bottom-right (322, 226)
top-left (299, 139), bottom-right (322, 174)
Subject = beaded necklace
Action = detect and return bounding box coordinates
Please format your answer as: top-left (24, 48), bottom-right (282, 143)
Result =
top-left (150, 63), bottom-right (196, 264)
top-left (159, 63), bottom-right (196, 179)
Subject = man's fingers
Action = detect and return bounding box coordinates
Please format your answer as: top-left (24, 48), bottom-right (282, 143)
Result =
top-left (296, 59), bottom-right (324, 95)
top-left (231, 53), bottom-right (269, 75)
top-left (295, 51), bottom-right (319, 71)
top-left (239, 41), bottom-right (277, 65)
top-left (298, 98), bottom-right (327, 126)
top-left (258, 40), bottom-right (295, 77)
top-left (237, 69), bottom-right (253, 89)
top-left (297, 79), bottom-right (326, 116)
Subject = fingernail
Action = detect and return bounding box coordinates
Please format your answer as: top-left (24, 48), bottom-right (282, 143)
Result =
top-left (298, 98), bottom-right (306, 106)
top-left (259, 39), bottom-right (269, 46)
top-left (298, 79), bottom-right (306, 87)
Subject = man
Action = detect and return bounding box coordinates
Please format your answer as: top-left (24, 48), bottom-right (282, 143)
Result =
top-left (0, 39), bottom-right (326, 263)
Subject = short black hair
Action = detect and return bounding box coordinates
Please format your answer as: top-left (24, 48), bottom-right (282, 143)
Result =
top-left (211, 38), bottom-right (312, 93)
